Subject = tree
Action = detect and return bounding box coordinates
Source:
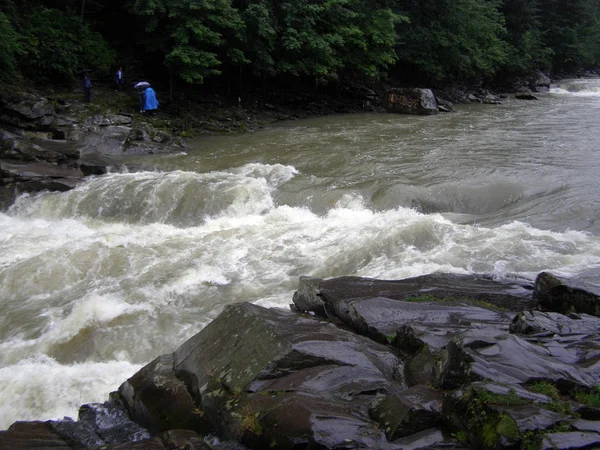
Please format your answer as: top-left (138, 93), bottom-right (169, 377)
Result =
top-left (131, 0), bottom-right (246, 96)
top-left (17, 6), bottom-right (114, 81)
top-left (537, 0), bottom-right (600, 72)
top-left (394, 0), bottom-right (508, 84)
top-left (0, 1), bottom-right (22, 83)
top-left (238, 0), bottom-right (404, 83)
top-left (499, 0), bottom-right (552, 74)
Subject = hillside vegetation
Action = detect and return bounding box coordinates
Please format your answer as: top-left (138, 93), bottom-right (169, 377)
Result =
top-left (2, 0), bottom-right (600, 96)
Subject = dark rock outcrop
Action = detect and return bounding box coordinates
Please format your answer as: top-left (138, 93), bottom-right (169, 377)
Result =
top-left (515, 92), bottom-right (539, 100)
top-left (384, 88), bottom-right (439, 115)
top-left (4, 271), bottom-right (599, 449)
top-left (534, 271), bottom-right (600, 317)
top-left (0, 91), bottom-right (187, 210)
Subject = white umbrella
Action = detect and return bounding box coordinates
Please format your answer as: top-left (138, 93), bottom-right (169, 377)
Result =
top-left (134, 81), bottom-right (151, 89)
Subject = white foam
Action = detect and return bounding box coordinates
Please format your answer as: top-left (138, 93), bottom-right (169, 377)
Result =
top-left (0, 356), bottom-right (141, 429)
top-left (2, 160), bottom-right (600, 427)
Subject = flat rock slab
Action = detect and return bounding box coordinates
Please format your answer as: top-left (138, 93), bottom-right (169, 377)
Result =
top-left (0, 160), bottom-right (84, 179)
top-left (293, 273), bottom-right (535, 317)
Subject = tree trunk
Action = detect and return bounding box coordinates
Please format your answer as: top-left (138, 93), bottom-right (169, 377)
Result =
top-left (81, 0), bottom-right (85, 21)
top-left (169, 68), bottom-right (174, 103)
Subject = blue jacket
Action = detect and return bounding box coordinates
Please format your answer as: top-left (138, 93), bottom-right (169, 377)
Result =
top-left (144, 87), bottom-right (159, 110)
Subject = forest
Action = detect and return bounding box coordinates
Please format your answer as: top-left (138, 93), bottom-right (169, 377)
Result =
top-left (1, 0), bottom-right (600, 95)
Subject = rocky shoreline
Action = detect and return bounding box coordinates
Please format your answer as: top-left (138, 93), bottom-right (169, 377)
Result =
top-left (1, 271), bottom-right (598, 449)
top-left (0, 69), bottom-right (555, 211)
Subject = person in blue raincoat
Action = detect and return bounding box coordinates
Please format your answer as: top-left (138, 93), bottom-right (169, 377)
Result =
top-left (143, 86), bottom-right (159, 113)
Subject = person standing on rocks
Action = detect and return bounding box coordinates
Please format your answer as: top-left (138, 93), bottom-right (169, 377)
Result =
top-left (115, 67), bottom-right (125, 92)
top-left (83, 74), bottom-right (92, 102)
top-left (143, 86), bottom-right (159, 115)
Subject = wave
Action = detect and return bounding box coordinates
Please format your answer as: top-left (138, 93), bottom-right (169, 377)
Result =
top-left (7, 163), bottom-right (299, 227)
top-left (0, 356), bottom-right (141, 429)
top-left (550, 79), bottom-right (600, 97)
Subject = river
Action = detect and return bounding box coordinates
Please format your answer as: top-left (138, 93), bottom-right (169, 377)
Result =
top-left (1, 78), bottom-right (600, 429)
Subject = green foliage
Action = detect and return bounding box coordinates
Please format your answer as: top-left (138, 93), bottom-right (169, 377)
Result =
top-left (237, 0), bottom-right (405, 82)
top-left (537, 0), bottom-right (600, 72)
top-left (529, 381), bottom-right (560, 400)
top-left (529, 381), bottom-right (571, 414)
top-left (574, 385), bottom-right (600, 408)
top-left (4, 0), bottom-right (600, 89)
top-left (241, 2), bottom-right (277, 76)
top-left (0, 9), bottom-right (22, 83)
top-left (395, 0), bottom-right (508, 83)
top-left (499, 0), bottom-right (553, 74)
top-left (475, 388), bottom-right (527, 407)
top-left (460, 388), bottom-right (524, 449)
top-left (8, 5), bottom-right (114, 82)
top-left (132, 0), bottom-right (246, 84)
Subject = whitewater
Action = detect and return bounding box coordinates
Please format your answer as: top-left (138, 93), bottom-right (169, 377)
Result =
top-left (1, 79), bottom-right (600, 429)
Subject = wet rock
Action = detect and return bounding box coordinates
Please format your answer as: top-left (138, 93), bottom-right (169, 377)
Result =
top-left (534, 271), bottom-right (600, 317)
top-left (76, 398), bottom-right (152, 444)
top-left (515, 92), bottom-right (539, 100)
top-left (390, 428), bottom-right (466, 450)
top-left (1, 136), bottom-right (67, 163)
top-left (121, 302), bottom-right (406, 449)
top-left (160, 429), bottom-right (211, 449)
top-left (575, 405), bottom-right (600, 421)
top-left (50, 416), bottom-right (105, 448)
top-left (78, 152), bottom-right (123, 175)
top-left (76, 126), bottom-right (131, 156)
top-left (293, 273), bottom-right (535, 318)
top-left (86, 114), bottom-right (133, 127)
top-left (460, 330), bottom-right (598, 388)
top-left (503, 405), bottom-right (568, 434)
top-left (529, 70), bottom-right (552, 92)
top-left (540, 431), bottom-right (600, 449)
top-left (0, 92), bottom-right (55, 129)
top-left (384, 88), bottom-right (439, 115)
top-left (483, 93), bottom-right (503, 104)
top-left (436, 97), bottom-right (456, 112)
top-left (0, 421), bottom-right (73, 449)
top-left (0, 160), bottom-right (83, 181)
top-left (4, 273), bottom-right (600, 449)
top-left (572, 419), bottom-right (600, 434)
top-left (290, 276), bottom-right (326, 316)
top-left (124, 140), bottom-right (185, 155)
top-left (119, 354), bottom-right (211, 434)
top-left (369, 385), bottom-right (443, 439)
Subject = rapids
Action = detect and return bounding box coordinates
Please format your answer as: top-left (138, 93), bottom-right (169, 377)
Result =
top-left (1, 78), bottom-right (600, 429)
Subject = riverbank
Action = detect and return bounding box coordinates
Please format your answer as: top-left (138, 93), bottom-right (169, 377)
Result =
top-left (0, 69), bottom-right (558, 209)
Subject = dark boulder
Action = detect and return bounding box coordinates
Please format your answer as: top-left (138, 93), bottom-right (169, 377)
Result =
top-left (384, 88), bottom-right (439, 115)
top-left (534, 271), bottom-right (600, 317)
top-left (515, 92), bottom-right (539, 100)
top-left (529, 70), bottom-right (552, 92)
top-left (0, 92), bottom-right (55, 129)
top-left (120, 302), bottom-right (413, 449)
